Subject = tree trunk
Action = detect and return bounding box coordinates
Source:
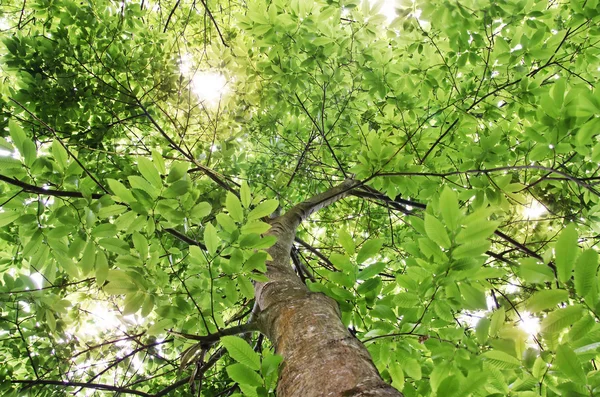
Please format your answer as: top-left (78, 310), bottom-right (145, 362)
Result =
top-left (255, 180), bottom-right (403, 397)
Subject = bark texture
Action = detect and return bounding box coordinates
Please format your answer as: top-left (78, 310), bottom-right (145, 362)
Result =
top-left (255, 180), bottom-right (403, 397)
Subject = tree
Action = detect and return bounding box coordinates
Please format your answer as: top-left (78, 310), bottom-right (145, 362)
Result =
top-left (0, 0), bottom-right (599, 395)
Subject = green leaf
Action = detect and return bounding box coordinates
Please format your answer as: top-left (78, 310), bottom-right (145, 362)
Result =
top-left (481, 350), bottom-right (521, 369)
top-left (456, 219), bottom-right (500, 244)
top-left (395, 292), bottom-right (420, 308)
top-left (95, 250), bottom-right (109, 286)
top-left (519, 258), bottom-right (554, 284)
top-left (129, 176), bottom-right (159, 198)
top-left (576, 117), bottom-right (600, 145)
top-left (98, 205), bottom-right (127, 219)
top-left (460, 283), bottom-right (487, 310)
top-left (0, 137), bottom-right (13, 151)
top-left (476, 318), bottom-right (490, 344)
top-left (357, 277), bottom-right (381, 295)
top-left (356, 239), bottom-right (384, 264)
top-left (541, 305), bottom-right (583, 334)
top-left (190, 202), bottom-right (212, 221)
top-left (167, 161), bottom-right (189, 182)
top-left (107, 179), bottom-right (136, 203)
top-left (132, 232), bottom-right (148, 259)
top-left (204, 224), bottom-right (219, 255)
top-left (54, 252), bottom-right (80, 278)
top-left (440, 186), bottom-right (460, 231)
top-left (240, 181), bottom-right (252, 208)
top-left (424, 213), bottom-right (451, 248)
top-left (252, 235), bottom-right (277, 249)
top-left (137, 157), bottom-right (162, 188)
top-left (0, 211), bottom-right (20, 227)
top-left (52, 140), bottom-right (68, 170)
top-left (226, 192), bottom-right (244, 222)
top-left (224, 249), bottom-right (244, 275)
top-left (221, 336), bottom-right (261, 370)
top-left (226, 363), bottom-right (263, 386)
top-left (260, 354), bottom-right (283, 378)
top-left (9, 120), bottom-right (26, 152)
top-left (239, 233), bottom-right (261, 248)
top-left (402, 358), bottom-right (421, 380)
top-left (217, 213), bottom-right (237, 233)
top-left (555, 224), bottom-right (579, 283)
top-left (123, 292), bottom-right (145, 315)
top-left (338, 229), bottom-right (355, 255)
top-left (247, 199), bottom-right (279, 220)
top-left (555, 344), bottom-right (586, 384)
top-left (388, 362), bottom-right (404, 390)
top-left (452, 239), bottom-right (490, 259)
top-left (357, 262), bottom-right (386, 280)
top-left (569, 315), bottom-right (595, 342)
top-left (490, 307), bottom-right (505, 337)
top-left (22, 139), bottom-right (36, 167)
top-left (525, 289), bottom-right (568, 312)
top-left (329, 253), bottom-right (353, 272)
top-left (244, 251), bottom-right (268, 272)
top-left (163, 180), bottom-right (189, 197)
top-left (241, 221), bottom-right (271, 235)
top-left (78, 240), bottom-right (96, 276)
top-left (151, 150), bottom-right (166, 174)
top-left (98, 238), bottom-right (130, 255)
top-left (104, 277), bottom-right (137, 295)
top-left (574, 249), bottom-right (598, 297)
top-left (0, 156), bottom-right (22, 168)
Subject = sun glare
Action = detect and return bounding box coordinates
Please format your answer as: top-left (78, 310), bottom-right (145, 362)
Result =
top-left (71, 301), bottom-right (143, 339)
top-left (522, 200), bottom-right (547, 220)
top-left (518, 311), bottom-right (540, 336)
top-left (191, 71), bottom-right (228, 105)
top-left (367, 0), bottom-right (398, 23)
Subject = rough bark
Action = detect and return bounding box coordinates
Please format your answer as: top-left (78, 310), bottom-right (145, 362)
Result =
top-left (255, 180), bottom-right (403, 397)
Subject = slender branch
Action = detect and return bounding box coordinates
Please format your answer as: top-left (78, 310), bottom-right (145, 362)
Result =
top-left (163, 0), bottom-right (181, 33)
top-left (294, 236), bottom-right (336, 271)
top-left (377, 165), bottom-right (598, 194)
top-left (188, 164), bottom-right (239, 193)
top-left (0, 278), bottom-right (94, 296)
top-left (163, 228), bottom-right (206, 249)
top-left (0, 174), bottom-right (104, 199)
top-left (135, 99), bottom-right (195, 162)
top-left (153, 347), bottom-right (227, 397)
top-left (168, 323), bottom-right (259, 344)
top-left (420, 119), bottom-right (459, 164)
top-left (294, 93), bottom-right (347, 178)
top-left (9, 98), bottom-right (110, 194)
top-left (11, 380), bottom-right (151, 397)
top-left (197, 0), bottom-right (229, 47)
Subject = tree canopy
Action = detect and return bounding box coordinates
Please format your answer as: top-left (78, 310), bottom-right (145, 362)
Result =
top-left (0, 0), bottom-right (599, 395)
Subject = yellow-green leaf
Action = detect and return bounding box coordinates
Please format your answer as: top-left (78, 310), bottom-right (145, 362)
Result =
top-left (137, 157), bottom-right (162, 188)
top-left (555, 344), bottom-right (586, 384)
top-left (555, 224), bottom-right (579, 283)
top-left (525, 289), bottom-right (568, 312)
top-left (204, 223), bottom-right (219, 255)
top-left (424, 213), bottom-right (451, 248)
top-left (221, 336), bottom-right (261, 371)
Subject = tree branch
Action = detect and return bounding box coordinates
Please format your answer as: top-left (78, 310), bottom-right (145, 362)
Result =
top-left (12, 380), bottom-right (151, 397)
top-left (0, 174), bottom-right (104, 199)
top-left (168, 323), bottom-right (259, 344)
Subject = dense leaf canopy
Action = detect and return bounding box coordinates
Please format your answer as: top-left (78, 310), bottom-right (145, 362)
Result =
top-left (0, 0), bottom-right (599, 395)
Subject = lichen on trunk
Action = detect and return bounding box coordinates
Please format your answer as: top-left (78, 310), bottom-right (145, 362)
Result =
top-left (254, 180), bottom-right (403, 397)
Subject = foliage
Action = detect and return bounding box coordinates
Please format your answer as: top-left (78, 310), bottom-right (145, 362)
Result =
top-left (0, 0), bottom-right (599, 396)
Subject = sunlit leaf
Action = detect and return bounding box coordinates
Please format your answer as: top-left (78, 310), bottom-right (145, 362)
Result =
top-left (221, 336), bottom-right (261, 371)
top-left (555, 224), bottom-right (579, 283)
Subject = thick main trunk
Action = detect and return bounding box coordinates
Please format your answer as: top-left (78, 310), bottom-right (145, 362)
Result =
top-left (254, 181), bottom-right (402, 397)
